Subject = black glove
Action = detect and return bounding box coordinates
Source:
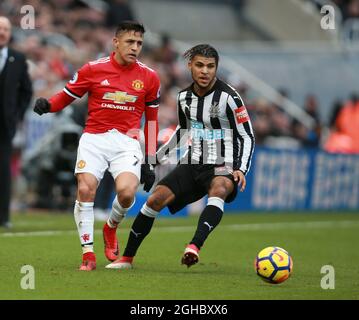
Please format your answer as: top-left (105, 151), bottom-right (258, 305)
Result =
top-left (141, 164), bottom-right (155, 192)
top-left (34, 98), bottom-right (51, 115)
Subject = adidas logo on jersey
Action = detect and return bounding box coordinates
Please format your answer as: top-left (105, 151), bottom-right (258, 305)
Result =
top-left (101, 79), bottom-right (110, 86)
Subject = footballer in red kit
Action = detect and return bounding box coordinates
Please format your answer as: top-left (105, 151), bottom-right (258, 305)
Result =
top-left (34, 21), bottom-right (160, 271)
top-left (56, 52), bottom-right (160, 136)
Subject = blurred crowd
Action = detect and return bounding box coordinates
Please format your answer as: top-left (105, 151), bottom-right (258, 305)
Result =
top-left (327, 0), bottom-right (359, 21)
top-left (336, 0), bottom-right (359, 20)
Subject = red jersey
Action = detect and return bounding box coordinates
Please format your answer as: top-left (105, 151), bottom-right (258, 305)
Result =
top-left (62, 52), bottom-right (160, 135)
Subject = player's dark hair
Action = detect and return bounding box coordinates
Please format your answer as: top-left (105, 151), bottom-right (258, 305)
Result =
top-left (115, 21), bottom-right (145, 36)
top-left (183, 44), bottom-right (219, 66)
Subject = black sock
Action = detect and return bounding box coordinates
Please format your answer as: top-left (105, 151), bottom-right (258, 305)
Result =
top-left (123, 212), bottom-right (155, 257)
top-left (190, 205), bottom-right (223, 250)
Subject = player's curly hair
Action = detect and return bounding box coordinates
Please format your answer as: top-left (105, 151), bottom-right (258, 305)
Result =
top-left (116, 21), bottom-right (145, 36)
top-left (183, 44), bottom-right (219, 66)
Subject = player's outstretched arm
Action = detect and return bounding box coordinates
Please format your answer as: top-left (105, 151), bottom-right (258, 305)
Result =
top-left (34, 63), bottom-right (92, 116)
top-left (33, 91), bottom-right (75, 115)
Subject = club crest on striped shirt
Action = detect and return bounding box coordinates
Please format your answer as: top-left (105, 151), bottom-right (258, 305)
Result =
top-left (209, 102), bottom-right (220, 118)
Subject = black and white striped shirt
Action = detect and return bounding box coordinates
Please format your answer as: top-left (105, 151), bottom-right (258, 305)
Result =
top-left (157, 79), bottom-right (255, 175)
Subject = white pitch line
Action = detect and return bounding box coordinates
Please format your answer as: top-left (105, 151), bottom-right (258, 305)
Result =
top-left (224, 220), bottom-right (359, 231)
top-left (0, 230), bottom-right (76, 237)
top-left (1, 220), bottom-right (359, 238)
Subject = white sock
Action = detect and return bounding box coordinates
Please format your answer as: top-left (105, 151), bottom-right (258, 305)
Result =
top-left (74, 200), bottom-right (94, 254)
top-left (107, 196), bottom-right (135, 228)
top-left (141, 203), bottom-right (159, 218)
top-left (207, 197), bottom-right (225, 211)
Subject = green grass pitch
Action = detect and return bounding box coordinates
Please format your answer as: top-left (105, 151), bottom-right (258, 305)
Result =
top-left (0, 211), bottom-right (358, 300)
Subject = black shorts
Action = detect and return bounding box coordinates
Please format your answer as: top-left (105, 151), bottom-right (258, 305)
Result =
top-left (157, 164), bottom-right (238, 214)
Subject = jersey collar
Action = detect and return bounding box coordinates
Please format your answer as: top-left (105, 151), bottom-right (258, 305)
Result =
top-left (110, 52), bottom-right (137, 71)
top-left (191, 78), bottom-right (219, 98)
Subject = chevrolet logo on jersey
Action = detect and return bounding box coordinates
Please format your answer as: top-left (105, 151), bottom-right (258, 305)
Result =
top-left (103, 91), bottom-right (138, 104)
